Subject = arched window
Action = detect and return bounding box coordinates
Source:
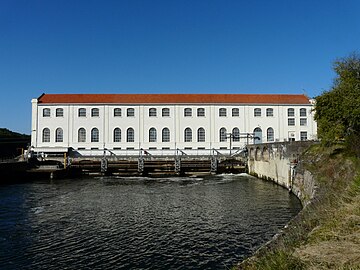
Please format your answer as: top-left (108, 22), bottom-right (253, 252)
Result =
top-left (254, 108), bottom-right (261, 117)
top-left (162, 108), bottom-right (170, 117)
top-left (288, 108), bottom-right (295, 117)
top-left (78, 108), bottom-right (86, 117)
top-left (219, 108), bottom-right (227, 117)
top-left (232, 108), bottom-right (239, 117)
top-left (127, 128), bottom-right (134, 142)
top-left (162, 128), bottom-right (170, 142)
top-left (266, 108), bottom-right (273, 117)
top-left (220, 128), bottom-right (227, 142)
top-left (78, 128), bottom-right (86, 142)
top-left (91, 128), bottom-right (99, 142)
top-left (127, 108), bottom-right (135, 117)
top-left (43, 108), bottom-right (50, 117)
top-left (149, 108), bottom-right (157, 117)
top-left (114, 128), bottom-right (121, 142)
top-left (91, 108), bottom-right (99, 117)
top-left (184, 108), bottom-right (192, 117)
top-left (184, 128), bottom-right (192, 142)
top-left (254, 127), bottom-right (262, 144)
top-left (300, 108), bottom-right (307, 117)
top-left (197, 108), bottom-right (205, 117)
top-left (56, 108), bottom-right (63, 117)
top-left (149, 128), bottom-right (157, 142)
top-left (114, 108), bottom-right (122, 117)
top-left (197, 128), bottom-right (205, 142)
top-left (55, 128), bottom-right (63, 142)
top-left (267, 127), bottom-right (274, 142)
top-left (232, 127), bottom-right (240, 142)
top-left (42, 128), bottom-right (50, 142)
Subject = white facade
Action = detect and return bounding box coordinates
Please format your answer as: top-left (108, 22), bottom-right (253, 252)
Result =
top-left (31, 94), bottom-right (317, 155)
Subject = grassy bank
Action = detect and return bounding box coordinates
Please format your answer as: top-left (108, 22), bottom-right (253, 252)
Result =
top-left (236, 144), bottom-right (360, 269)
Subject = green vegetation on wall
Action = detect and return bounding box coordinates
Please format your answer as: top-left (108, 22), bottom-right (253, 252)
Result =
top-left (314, 53), bottom-right (360, 156)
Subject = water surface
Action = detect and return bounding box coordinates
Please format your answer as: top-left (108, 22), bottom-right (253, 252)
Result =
top-left (0, 174), bottom-right (301, 269)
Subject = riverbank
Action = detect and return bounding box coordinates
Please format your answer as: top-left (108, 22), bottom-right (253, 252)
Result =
top-left (236, 144), bottom-right (360, 269)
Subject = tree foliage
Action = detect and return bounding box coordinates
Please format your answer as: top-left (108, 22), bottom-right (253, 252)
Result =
top-left (314, 53), bottom-right (360, 154)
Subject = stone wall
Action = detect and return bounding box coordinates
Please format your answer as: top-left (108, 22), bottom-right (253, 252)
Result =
top-left (247, 141), bottom-right (317, 205)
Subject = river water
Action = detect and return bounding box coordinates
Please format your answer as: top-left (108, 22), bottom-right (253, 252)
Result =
top-left (0, 174), bottom-right (301, 270)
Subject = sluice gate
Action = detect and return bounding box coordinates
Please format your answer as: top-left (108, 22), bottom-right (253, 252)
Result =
top-left (70, 156), bottom-right (246, 177)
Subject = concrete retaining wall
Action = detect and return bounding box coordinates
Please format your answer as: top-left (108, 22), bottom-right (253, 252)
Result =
top-left (247, 141), bottom-right (317, 205)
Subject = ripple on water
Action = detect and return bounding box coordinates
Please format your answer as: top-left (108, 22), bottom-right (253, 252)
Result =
top-left (0, 175), bottom-right (301, 269)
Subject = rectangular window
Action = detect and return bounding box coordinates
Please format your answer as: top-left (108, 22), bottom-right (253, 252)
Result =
top-left (91, 108), bottom-right (99, 117)
top-left (288, 118), bottom-right (295, 126)
top-left (78, 108), bottom-right (86, 117)
top-left (43, 108), bottom-right (51, 117)
top-left (288, 108), bottom-right (295, 117)
top-left (232, 108), bottom-right (239, 117)
top-left (266, 108), bottom-right (273, 117)
top-left (149, 108), bottom-right (157, 117)
top-left (127, 108), bottom-right (135, 117)
top-left (254, 108), bottom-right (261, 117)
top-left (300, 108), bottom-right (307, 117)
top-left (56, 108), bottom-right (63, 117)
top-left (114, 108), bottom-right (122, 117)
top-left (184, 108), bottom-right (192, 117)
top-left (219, 108), bottom-right (227, 117)
top-left (162, 108), bottom-right (170, 117)
top-left (197, 108), bottom-right (205, 117)
top-left (300, 118), bottom-right (307, 126)
top-left (300, 131), bottom-right (308, 141)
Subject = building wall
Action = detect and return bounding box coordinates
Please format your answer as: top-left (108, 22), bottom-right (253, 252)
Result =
top-left (31, 99), bottom-right (317, 152)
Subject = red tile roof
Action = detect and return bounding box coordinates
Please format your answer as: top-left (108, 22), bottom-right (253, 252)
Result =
top-left (38, 93), bottom-right (311, 105)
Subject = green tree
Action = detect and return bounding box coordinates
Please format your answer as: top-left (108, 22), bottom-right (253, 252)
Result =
top-left (315, 53), bottom-right (360, 154)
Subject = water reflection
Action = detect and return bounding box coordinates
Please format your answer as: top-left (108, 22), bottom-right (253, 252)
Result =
top-left (0, 174), bottom-right (301, 269)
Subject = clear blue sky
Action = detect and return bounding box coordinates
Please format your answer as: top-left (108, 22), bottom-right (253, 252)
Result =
top-left (1, 0), bottom-right (359, 134)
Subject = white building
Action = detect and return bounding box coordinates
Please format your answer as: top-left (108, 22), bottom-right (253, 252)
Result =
top-left (31, 93), bottom-right (317, 156)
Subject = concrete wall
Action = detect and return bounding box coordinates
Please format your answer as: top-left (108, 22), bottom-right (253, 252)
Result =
top-left (247, 141), bottom-right (317, 205)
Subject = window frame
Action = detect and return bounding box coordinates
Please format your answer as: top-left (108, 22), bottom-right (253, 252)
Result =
top-left (220, 127), bottom-right (227, 142)
top-left (56, 108), bottom-right (64, 117)
top-left (300, 108), bottom-right (307, 117)
top-left (266, 108), bottom-right (273, 117)
top-left (113, 128), bottom-right (121, 142)
top-left (232, 127), bottom-right (240, 142)
top-left (254, 108), bottom-right (261, 117)
top-left (149, 108), bottom-right (157, 117)
top-left (197, 127), bottom-right (205, 142)
top-left (288, 108), bottom-right (295, 117)
top-left (184, 127), bottom-right (192, 142)
top-left (162, 128), bottom-right (170, 142)
top-left (127, 128), bottom-right (135, 142)
top-left (42, 128), bottom-right (50, 142)
top-left (300, 118), bottom-right (307, 126)
top-left (91, 108), bottom-right (100, 117)
top-left (300, 131), bottom-right (308, 141)
top-left (149, 127), bottom-right (157, 142)
top-left (162, 108), bottom-right (170, 117)
top-left (232, 108), bottom-right (239, 117)
top-left (267, 127), bottom-right (274, 142)
top-left (43, 108), bottom-right (51, 117)
top-left (288, 118), bottom-right (295, 126)
top-left (78, 128), bottom-right (86, 142)
top-left (55, 128), bottom-right (63, 142)
top-left (127, 108), bottom-right (135, 117)
top-left (114, 108), bottom-right (122, 117)
top-left (184, 108), bottom-right (192, 117)
top-left (197, 108), bottom-right (205, 117)
top-left (219, 108), bottom-right (227, 117)
top-left (78, 108), bottom-right (86, 117)
top-left (91, 128), bottom-right (99, 142)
